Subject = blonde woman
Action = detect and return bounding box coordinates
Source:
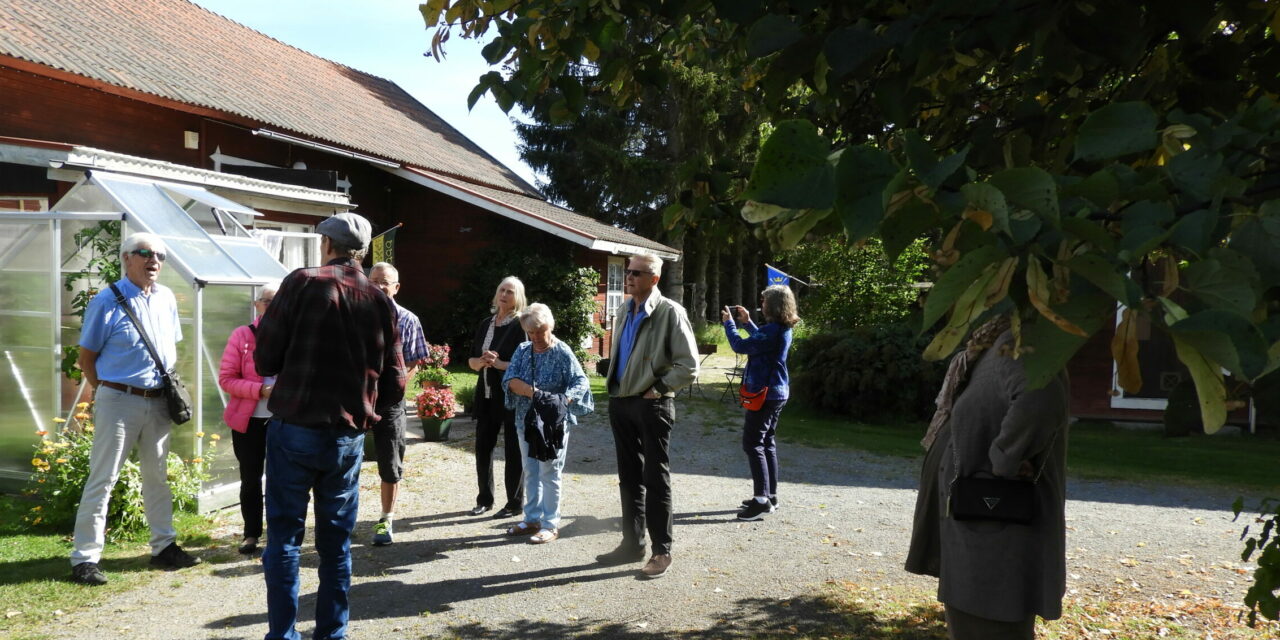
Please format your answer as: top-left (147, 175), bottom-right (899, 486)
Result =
top-left (722, 284), bottom-right (800, 521)
top-left (467, 276), bottom-right (527, 518)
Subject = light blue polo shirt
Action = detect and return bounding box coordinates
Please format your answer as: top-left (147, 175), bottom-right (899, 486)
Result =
top-left (79, 278), bottom-right (182, 390)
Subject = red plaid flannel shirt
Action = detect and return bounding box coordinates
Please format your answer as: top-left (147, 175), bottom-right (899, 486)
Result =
top-left (254, 257), bottom-right (406, 430)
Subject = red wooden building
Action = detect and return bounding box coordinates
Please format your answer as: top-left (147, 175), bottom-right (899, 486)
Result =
top-left (0, 0), bottom-right (676, 356)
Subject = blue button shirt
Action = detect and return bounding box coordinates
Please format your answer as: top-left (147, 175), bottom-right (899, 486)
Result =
top-left (80, 278), bottom-right (182, 389)
top-left (613, 299), bottom-right (649, 380)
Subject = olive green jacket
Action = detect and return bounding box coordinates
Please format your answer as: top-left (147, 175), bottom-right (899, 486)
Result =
top-left (606, 290), bottom-right (698, 398)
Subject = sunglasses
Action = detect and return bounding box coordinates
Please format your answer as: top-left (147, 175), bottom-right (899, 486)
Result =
top-left (129, 248), bottom-right (167, 262)
top-left (625, 269), bottom-right (654, 278)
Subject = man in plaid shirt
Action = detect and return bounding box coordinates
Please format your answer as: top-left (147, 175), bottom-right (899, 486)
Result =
top-left (254, 213), bottom-right (405, 640)
top-left (366, 261), bottom-right (428, 545)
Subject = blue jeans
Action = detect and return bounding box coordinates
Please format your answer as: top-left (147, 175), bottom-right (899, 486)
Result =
top-left (516, 422), bottom-right (570, 530)
top-left (262, 420), bottom-right (364, 640)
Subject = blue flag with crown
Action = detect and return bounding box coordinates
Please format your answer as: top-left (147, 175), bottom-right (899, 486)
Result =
top-left (766, 264), bottom-right (791, 286)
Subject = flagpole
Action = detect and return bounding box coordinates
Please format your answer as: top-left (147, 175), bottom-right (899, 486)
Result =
top-left (371, 222), bottom-right (403, 241)
top-left (765, 263), bottom-right (810, 287)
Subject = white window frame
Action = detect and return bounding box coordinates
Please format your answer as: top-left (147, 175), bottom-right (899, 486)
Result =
top-left (1109, 304), bottom-right (1170, 410)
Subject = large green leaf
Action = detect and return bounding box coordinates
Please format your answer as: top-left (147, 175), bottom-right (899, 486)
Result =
top-left (1066, 253), bottom-right (1141, 306)
top-left (1020, 291), bottom-right (1114, 389)
top-left (1073, 101), bottom-right (1158, 162)
top-left (823, 24), bottom-right (885, 78)
top-left (1229, 211), bottom-right (1280, 283)
top-left (1061, 215), bottom-right (1116, 252)
top-left (1167, 146), bottom-right (1227, 203)
top-left (745, 14), bottom-right (803, 57)
top-left (1117, 225), bottom-right (1171, 265)
top-left (921, 244), bottom-right (1007, 331)
top-left (834, 145), bottom-right (897, 243)
top-left (1171, 334), bottom-right (1228, 434)
top-left (922, 264), bottom-right (1002, 361)
top-left (1169, 209), bottom-right (1218, 255)
top-left (1183, 258), bottom-right (1257, 316)
top-left (921, 144), bottom-right (971, 191)
top-left (960, 182), bottom-right (1011, 235)
top-left (1061, 169), bottom-right (1120, 208)
top-left (742, 120), bottom-right (834, 209)
top-left (881, 197), bottom-right (942, 262)
top-left (989, 167), bottom-right (1059, 226)
top-left (1170, 309), bottom-right (1270, 381)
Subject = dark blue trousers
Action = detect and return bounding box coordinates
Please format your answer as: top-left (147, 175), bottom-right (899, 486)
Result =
top-left (742, 398), bottom-right (787, 497)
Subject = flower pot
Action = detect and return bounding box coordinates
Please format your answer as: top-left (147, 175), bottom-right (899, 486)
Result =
top-left (420, 381), bottom-right (451, 389)
top-left (420, 417), bottom-right (452, 442)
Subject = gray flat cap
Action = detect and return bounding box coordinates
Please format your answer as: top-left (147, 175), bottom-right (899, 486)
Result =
top-left (316, 213), bottom-right (372, 251)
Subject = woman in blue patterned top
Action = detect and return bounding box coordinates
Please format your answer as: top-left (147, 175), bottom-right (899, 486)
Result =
top-left (722, 284), bottom-right (799, 522)
top-left (502, 303), bottom-right (594, 543)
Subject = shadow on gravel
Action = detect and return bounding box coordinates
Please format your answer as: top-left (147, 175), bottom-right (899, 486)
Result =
top-left (385, 593), bottom-right (947, 639)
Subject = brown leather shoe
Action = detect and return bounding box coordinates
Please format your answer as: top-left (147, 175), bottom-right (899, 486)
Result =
top-left (640, 554), bottom-right (671, 579)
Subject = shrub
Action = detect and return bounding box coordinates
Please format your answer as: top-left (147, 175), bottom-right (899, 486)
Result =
top-left (790, 323), bottom-right (945, 422)
top-left (25, 403), bottom-right (213, 539)
top-left (780, 236), bottom-right (930, 332)
top-left (439, 243), bottom-right (602, 362)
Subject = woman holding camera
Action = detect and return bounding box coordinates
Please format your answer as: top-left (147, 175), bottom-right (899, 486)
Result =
top-left (722, 284), bottom-right (800, 521)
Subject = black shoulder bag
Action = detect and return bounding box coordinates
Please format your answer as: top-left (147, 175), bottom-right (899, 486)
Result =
top-left (947, 426), bottom-right (1059, 525)
top-left (109, 284), bottom-right (193, 424)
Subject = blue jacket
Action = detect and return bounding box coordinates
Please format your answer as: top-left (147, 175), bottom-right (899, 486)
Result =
top-left (723, 320), bottom-right (792, 400)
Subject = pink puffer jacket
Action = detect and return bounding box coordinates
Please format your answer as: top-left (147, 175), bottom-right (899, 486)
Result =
top-left (218, 321), bottom-right (265, 433)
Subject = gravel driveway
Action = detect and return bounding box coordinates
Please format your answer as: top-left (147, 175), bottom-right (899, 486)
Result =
top-left (43, 383), bottom-right (1257, 639)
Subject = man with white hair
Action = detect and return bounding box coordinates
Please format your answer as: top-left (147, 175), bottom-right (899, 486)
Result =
top-left (598, 252), bottom-right (698, 579)
top-left (70, 231), bottom-right (202, 585)
top-left (254, 213), bottom-right (406, 640)
top-left (366, 261), bottom-right (428, 546)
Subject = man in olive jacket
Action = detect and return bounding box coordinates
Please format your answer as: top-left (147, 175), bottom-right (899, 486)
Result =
top-left (596, 252), bottom-right (698, 579)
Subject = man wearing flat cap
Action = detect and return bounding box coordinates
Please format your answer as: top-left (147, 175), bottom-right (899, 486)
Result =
top-left (254, 212), bottom-right (406, 640)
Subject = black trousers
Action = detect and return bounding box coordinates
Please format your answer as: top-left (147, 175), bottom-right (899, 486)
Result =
top-left (608, 396), bottom-right (675, 555)
top-left (474, 394), bottom-right (523, 510)
top-left (232, 416), bottom-right (269, 539)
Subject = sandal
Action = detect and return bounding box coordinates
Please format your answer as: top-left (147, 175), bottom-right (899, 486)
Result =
top-left (529, 528), bottom-right (559, 544)
top-left (506, 521), bottom-right (540, 536)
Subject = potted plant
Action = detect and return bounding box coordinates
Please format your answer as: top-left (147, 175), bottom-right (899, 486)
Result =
top-left (415, 385), bottom-right (457, 441)
top-left (413, 343), bottom-right (457, 440)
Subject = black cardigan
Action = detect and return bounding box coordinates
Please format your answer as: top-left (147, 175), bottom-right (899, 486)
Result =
top-left (470, 314), bottom-right (526, 410)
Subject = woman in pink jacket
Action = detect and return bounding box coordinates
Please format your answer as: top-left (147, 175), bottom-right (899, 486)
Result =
top-left (218, 283), bottom-right (278, 554)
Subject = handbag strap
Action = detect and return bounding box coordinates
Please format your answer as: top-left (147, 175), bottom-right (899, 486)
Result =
top-left (948, 418), bottom-right (1060, 488)
top-left (109, 283), bottom-right (172, 382)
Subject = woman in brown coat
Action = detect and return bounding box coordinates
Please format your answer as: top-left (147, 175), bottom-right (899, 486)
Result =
top-left (906, 317), bottom-right (1070, 640)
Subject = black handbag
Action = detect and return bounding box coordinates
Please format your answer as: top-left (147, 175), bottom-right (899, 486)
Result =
top-left (109, 284), bottom-right (193, 424)
top-left (947, 428), bottom-right (1058, 525)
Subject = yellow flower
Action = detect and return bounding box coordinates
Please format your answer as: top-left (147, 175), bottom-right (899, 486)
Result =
top-left (85, 425), bottom-right (94, 433)
top-left (76, 401), bottom-right (90, 410)
top-left (30, 458), bottom-right (41, 467)
top-left (32, 506), bottom-right (41, 511)
top-left (209, 434), bottom-right (221, 441)
top-left (52, 417), bottom-right (66, 423)
top-left (195, 431), bottom-right (205, 438)
top-left (74, 413), bottom-right (91, 421)
top-left (55, 458), bottom-right (68, 464)
top-left (191, 457), bottom-right (204, 464)
top-left (32, 517), bottom-right (42, 525)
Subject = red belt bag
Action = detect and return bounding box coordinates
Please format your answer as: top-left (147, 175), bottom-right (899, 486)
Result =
top-left (738, 384), bottom-right (769, 411)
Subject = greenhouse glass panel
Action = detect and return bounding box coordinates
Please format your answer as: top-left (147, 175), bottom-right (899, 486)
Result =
top-left (0, 220), bottom-right (55, 484)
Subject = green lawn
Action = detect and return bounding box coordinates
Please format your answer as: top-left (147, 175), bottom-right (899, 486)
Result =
top-left (696, 382), bottom-right (1280, 494)
top-left (0, 496), bottom-right (225, 640)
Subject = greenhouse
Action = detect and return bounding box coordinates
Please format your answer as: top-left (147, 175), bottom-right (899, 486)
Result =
top-left (0, 167), bottom-right (337, 509)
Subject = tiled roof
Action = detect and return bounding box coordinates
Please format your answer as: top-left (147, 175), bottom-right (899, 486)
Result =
top-left (0, 0), bottom-right (532, 193)
top-left (422, 171), bottom-right (680, 256)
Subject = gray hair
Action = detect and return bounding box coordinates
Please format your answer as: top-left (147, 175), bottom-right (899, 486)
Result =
top-left (628, 252), bottom-right (663, 278)
top-left (370, 262), bottom-right (399, 282)
top-left (259, 280), bottom-right (281, 298)
top-left (492, 276), bottom-right (528, 318)
top-left (323, 235), bottom-right (367, 261)
top-left (120, 232), bottom-right (166, 256)
top-left (519, 302), bottom-right (555, 332)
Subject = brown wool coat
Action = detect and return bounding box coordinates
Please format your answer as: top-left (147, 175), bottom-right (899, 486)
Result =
top-left (907, 331), bottom-right (1070, 622)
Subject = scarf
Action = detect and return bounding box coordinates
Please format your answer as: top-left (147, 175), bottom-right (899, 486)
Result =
top-left (920, 315), bottom-right (1012, 450)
